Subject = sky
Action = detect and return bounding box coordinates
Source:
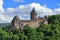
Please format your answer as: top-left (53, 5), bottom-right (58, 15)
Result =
top-left (0, 0), bottom-right (60, 23)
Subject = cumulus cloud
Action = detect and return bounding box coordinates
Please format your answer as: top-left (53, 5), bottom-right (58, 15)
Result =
top-left (54, 8), bottom-right (60, 14)
top-left (9, 3), bottom-right (55, 17)
top-left (0, 0), bottom-right (13, 23)
top-left (0, 0), bottom-right (60, 23)
top-left (0, 0), bottom-right (4, 13)
top-left (0, 14), bottom-right (13, 23)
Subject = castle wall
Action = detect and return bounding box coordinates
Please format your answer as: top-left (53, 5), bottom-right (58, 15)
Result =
top-left (19, 20), bottom-right (39, 28)
top-left (28, 21), bottom-right (38, 28)
top-left (11, 8), bottom-right (48, 30)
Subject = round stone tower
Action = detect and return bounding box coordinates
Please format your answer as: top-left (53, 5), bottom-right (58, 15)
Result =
top-left (30, 7), bottom-right (37, 21)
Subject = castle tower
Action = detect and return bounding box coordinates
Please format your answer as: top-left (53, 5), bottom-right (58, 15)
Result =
top-left (11, 15), bottom-right (20, 29)
top-left (30, 7), bottom-right (37, 21)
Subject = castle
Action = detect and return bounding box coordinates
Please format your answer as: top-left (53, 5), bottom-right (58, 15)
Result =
top-left (11, 7), bottom-right (48, 30)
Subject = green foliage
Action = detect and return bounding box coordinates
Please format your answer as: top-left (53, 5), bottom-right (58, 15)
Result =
top-left (0, 15), bottom-right (60, 40)
top-left (37, 32), bottom-right (44, 40)
top-left (48, 15), bottom-right (60, 24)
top-left (24, 27), bottom-right (37, 40)
top-left (0, 27), bottom-right (19, 40)
top-left (18, 34), bottom-right (28, 40)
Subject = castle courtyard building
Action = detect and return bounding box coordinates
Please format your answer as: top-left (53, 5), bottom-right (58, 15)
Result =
top-left (11, 7), bottom-right (48, 30)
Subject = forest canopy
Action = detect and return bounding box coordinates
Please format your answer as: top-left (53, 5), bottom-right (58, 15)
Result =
top-left (0, 15), bottom-right (60, 40)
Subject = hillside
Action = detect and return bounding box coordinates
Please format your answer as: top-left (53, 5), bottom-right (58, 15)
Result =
top-left (0, 23), bottom-right (10, 27)
top-left (0, 15), bottom-right (60, 40)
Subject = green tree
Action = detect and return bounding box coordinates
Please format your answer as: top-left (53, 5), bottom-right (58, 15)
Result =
top-left (24, 26), bottom-right (37, 40)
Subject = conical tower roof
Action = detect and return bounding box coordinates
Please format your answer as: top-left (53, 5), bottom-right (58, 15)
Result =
top-left (13, 15), bottom-right (20, 20)
top-left (12, 15), bottom-right (20, 23)
top-left (31, 7), bottom-right (37, 14)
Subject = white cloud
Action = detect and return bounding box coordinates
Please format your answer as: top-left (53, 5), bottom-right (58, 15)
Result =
top-left (15, 3), bottom-right (56, 17)
top-left (6, 8), bottom-right (15, 14)
top-left (3, 3), bottom-right (56, 22)
top-left (0, 0), bottom-right (12, 23)
top-left (54, 8), bottom-right (60, 14)
top-left (0, 0), bottom-right (60, 23)
top-left (14, 0), bottom-right (24, 2)
top-left (0, 14), bottom-right (13, 23)
top-left (0, 0), bottom-right (4, 13)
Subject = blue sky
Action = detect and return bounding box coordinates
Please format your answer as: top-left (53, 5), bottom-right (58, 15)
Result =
top-left (3, 0), bottom-right (60, 9)
top-left (0, 0), bottom-right (60, 23)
